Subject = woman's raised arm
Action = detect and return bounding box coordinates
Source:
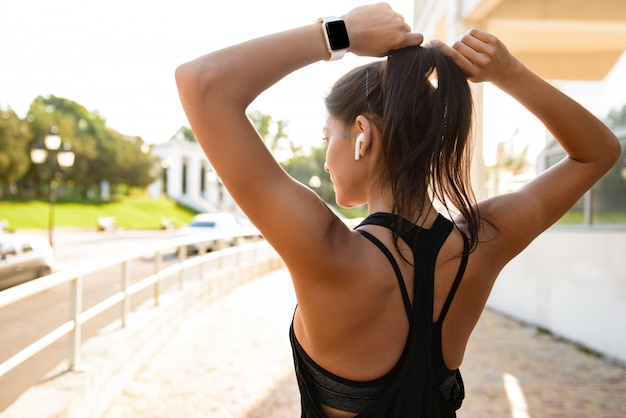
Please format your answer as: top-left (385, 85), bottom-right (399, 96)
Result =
top-left (434, 29), bottom-right (621, 266)
top-left (175, 4), bottom-right (422, 269)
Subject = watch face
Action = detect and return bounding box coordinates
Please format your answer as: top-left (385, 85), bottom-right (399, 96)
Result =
top-left (326, 20), bottom-right (350, 50)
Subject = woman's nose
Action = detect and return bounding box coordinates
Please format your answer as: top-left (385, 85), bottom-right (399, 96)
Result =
top-left (323, 162), bottom-right (330, 173)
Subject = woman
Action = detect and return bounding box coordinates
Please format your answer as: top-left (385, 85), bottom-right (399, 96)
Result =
top-left (175, 4), bottom-right (620, 417)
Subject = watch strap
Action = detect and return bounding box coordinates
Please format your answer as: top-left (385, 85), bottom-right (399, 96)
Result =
top-left (317, 16), bottom-right (349, 61)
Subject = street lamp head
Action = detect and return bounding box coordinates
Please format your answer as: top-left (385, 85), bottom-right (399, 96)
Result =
top-left (57, 143), bottom-right (75, 168)
top-left (30, 142), bottom-right (48, 164)
top-left (44, 126), bottom-right (62, 151)
top-left (30, 126), bottom-right (70, 250)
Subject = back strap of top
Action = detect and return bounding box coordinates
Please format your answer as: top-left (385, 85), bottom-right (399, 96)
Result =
top-left (436, 232), bottom-right (469, 324)
top-left (355, 229), bottom-right (412, 321)
top-left (356, 213), bottom-right (470, 325)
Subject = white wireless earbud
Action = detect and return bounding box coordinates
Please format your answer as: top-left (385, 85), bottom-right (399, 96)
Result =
top-left (354, 133), bottom-right (364, 161)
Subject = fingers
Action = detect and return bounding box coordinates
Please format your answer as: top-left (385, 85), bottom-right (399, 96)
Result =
top-left (393, 14), bottom-right (423, 48)
top-left (453, 39), bottom-right (489, 74)
top-left (457, 30), bottom-right (497, 65)
top-left (405, 32), bottom-right (425, 47)
top-left (431, 31), bottom-right (491, 69)
top-left (344, 4), bottom-right (423, 57)
top-left (430, 39), bottom-right (474, 76)
top-left (430, 29), bottom-right (514, 84)
top-left (384, 11), bottom-right (423, 49)
top-left (385, 9), bottom-right (423, 48)
top-left (464, 28), bottom-right (498, 45)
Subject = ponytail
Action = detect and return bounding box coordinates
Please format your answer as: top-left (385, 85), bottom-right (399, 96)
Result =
top-left (325, 46), bottom-right (480, 250)
top-left (383, 46), bottom-right (479, 250)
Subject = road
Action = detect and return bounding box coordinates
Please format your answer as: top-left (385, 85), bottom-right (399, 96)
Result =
top-left (0, 228), bottom-right (180, 412)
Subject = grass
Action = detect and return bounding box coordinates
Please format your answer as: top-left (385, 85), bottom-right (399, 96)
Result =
top-left (0, 197), bottom-right (198, 231)
top-left (556, 210), bottom-right (626, 226)
top-left (4, 198), bottom-right (621, 231)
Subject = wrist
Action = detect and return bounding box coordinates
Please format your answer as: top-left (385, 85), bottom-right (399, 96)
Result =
top-left (493, 59), bottom-right (529, 91)
top-left (316, 16), bottom-right (350, 61)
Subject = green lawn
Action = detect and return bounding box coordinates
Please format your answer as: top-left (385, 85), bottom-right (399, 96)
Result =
top-left (557, 210), bottom-right (626, 226)
top-left (0, 197), bottom-right (198, 231)
top-left (3, 198), bottom-right (622, 231)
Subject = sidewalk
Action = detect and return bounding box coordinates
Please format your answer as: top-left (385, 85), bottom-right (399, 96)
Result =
top-left (102, 269), bottom-right (626, 418)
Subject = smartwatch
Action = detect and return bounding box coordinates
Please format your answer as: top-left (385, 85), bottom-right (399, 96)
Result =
top-left (317, 16), bottom-right (350, 61)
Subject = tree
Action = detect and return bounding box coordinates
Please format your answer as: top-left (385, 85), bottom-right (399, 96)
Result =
top-left (246, 110), bottom-right (334, 203)
top-left (486, 128), bottom-right (532, 195)
top-left (111, 134), bottom-right (157, 190)
top-left (8, 95), bottom-right (158, 200)
top-left (173, 111), bottom-right (297, 157)
top-left (605, 104), bottom-right (626, 130)
top-left (171, 126), bottom-right (197, 142)
top-left (281, 145), bottom-right (334, 204)
top-left (0, 107), bottom-right (31, 197)
top-left (248, 110), bottom-right (301, 160)
top-left (24, 95), bottom-right (103, 197)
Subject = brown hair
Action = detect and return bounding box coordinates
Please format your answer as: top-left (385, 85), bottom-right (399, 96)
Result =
top-left (325, 46), bottom-right (480, 250)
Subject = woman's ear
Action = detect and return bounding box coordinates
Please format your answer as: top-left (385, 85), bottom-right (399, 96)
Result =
top-left (355, 133), bottom-right (365, 160)
top-left (354, 115), bottom-right (374, 161)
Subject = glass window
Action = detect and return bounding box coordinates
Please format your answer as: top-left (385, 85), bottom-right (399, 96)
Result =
top-left (591, 138), bottom-right (626, 225)
top-left (546, 135), bottom-right (626, 226)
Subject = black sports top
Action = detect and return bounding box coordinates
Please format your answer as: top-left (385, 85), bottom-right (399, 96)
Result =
top-left (289, 212), bottom-right (468, 417)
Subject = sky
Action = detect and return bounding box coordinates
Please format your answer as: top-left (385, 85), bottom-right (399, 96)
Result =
top-left (0, 0), bottom-right (411, 147)
top-left (1, 0), bottom-right (625, 164)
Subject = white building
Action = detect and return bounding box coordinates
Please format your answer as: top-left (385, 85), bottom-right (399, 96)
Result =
top-left (148, 138), bottom-right (238, 214)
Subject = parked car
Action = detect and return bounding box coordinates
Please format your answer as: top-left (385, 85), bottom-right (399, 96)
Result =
top-left (0, 233), bottom-right (56, 290)
top-left (176, 212), bottom-right (245, 252)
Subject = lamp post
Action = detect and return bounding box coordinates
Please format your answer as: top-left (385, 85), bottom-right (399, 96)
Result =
top-left (30, 126), bottom-right (75, 248)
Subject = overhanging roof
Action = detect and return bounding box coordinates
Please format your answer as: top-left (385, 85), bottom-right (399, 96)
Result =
top-left (463, 0), bottom-right (626, 80)
top-left (416, 0), bottom-right (626, 80)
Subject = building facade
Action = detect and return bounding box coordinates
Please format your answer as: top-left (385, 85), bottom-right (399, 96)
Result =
top-left (148, 138), bottom-right (237, 214)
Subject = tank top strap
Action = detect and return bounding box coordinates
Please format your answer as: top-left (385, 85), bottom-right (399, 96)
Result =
top-left (356, 212), bottom-right (414, 247)
top-left (355, 229), bottom-right (412, 321)
top-left (356, 212), bottom-right (451, 254)
top-left (436, 232), bottom-right (469, 324)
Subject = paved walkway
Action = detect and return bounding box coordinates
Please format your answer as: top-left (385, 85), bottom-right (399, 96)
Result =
top-left (102, 269), bottom-right (626, 418)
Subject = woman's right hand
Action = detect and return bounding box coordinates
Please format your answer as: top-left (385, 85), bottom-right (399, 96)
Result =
top-left (342, 3), bottom-right (424, 57)
top-left (433, 28), bottom-right (620, 276)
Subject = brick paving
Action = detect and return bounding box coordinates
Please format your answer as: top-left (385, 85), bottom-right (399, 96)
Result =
top-left (102, 269), bottom-right (626, 418)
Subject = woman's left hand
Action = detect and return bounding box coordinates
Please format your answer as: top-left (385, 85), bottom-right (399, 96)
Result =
top-left (430, 28), bottom-right (522, 85)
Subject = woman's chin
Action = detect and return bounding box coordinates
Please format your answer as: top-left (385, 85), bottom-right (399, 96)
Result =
top-left (334, 198), bottom-right (358, 210)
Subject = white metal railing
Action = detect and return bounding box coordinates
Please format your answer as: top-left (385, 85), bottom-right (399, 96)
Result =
top-left (0, 228), bottom-right (264, 379)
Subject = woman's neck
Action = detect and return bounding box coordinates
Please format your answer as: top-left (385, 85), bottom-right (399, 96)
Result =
top-left (367, 188), bottom-right (438, 227)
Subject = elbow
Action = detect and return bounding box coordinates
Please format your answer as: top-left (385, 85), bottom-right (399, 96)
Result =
top-left (174, 60), bottom-right (223, 123)
top-left (175, 59), bottom-right (218, 99)
top-left (175, 59), bottom-right (231, 112)
top-left (588, 129), bottom-right (622, 170)
top-left (604, 132), bottom-right (622, 168)
top-left (175, 61), bottom-right (219, 136)
top-left (175, 62), bottom-right (201, 101)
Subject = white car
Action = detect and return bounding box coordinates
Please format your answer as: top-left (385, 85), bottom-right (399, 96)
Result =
top-left (0, 233), bottom-right (56, 290)
top-left (176, 212), bottom-right (244, 252)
